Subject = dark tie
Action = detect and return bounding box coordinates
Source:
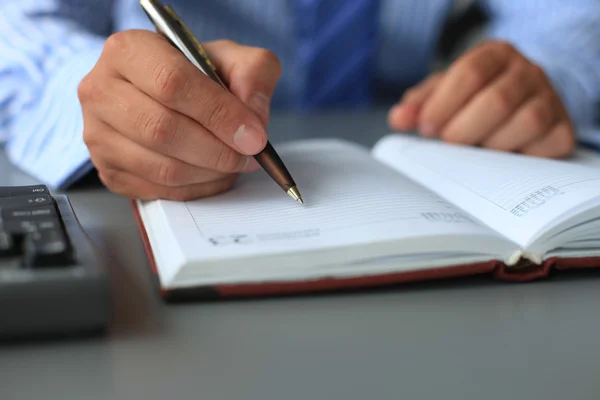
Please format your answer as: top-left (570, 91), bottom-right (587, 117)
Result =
top-left (293, 0), bottom-right (380, 109)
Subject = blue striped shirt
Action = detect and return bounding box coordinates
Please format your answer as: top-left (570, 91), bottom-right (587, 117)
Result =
top-left (1, 0), bottom-right (599, 189)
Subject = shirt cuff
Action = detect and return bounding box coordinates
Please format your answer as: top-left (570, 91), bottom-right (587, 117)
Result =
top-left (508, 43), bottom-right (598, 136)
top-left (5, 42), bottom-right (104, 190)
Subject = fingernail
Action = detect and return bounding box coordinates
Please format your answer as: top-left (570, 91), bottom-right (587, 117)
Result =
top-left (390, 104), bottom-right (419, 132)
top-left (250, 92), bottom-right (271, 124)
top-left (242, 156), bottom-right (260, 172)
top-left (420, 123), bottom-right (436, 137)
top-left (390, 104), bottom-right (405, 118)
top-left (392, 104), bottom-right (415, 120)
top-left (389, 105), bottom-right (406, 126)
top-left (234, 124), bottom-right (266, 155)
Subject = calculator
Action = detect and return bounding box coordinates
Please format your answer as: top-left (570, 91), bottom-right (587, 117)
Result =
top-left (0, 185), bottom-right (110, 339)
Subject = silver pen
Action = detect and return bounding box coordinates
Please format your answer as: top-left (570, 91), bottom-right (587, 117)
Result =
top-left (139, 0), bottom-right (304, 204)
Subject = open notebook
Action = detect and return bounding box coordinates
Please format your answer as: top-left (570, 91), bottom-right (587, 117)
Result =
top-left (132, 134), bottom-right (600, 299)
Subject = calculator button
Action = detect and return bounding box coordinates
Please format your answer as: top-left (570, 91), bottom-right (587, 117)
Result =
top-left (0, 185), bottom-right (49, 198)
top-left (2, 217), bottom-right (61, 235)
top-left (1, 220), bottom-right (38, 235)
top-left (2, 206), bottom-right (57, 221)
top-left (0, 231), bottom-right (18, 257)
top-left (23, 229), bottom-right (73, 268)
top-left (37, 219), bottom-right (61, 231)
top-left (0, 195), bottom-right (52, 208)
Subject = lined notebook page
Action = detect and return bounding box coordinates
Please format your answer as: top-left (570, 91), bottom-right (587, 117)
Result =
top-left (373, 135), bottom-right (600, 247)
top-left (163, 139), bottom-right (502, 261)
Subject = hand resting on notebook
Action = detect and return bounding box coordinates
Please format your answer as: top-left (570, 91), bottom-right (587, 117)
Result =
top-left (388, 41), bottom-right (575, 159)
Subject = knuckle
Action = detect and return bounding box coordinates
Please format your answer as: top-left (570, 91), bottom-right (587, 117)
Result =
top-left (77, 74), bottom-right (95, 103)
top-left (255, 48), bottom-right (282, 76)
top-left (82, 128), bottom-right (97, 148)
top-left (153, 62), bottom-right (186, 103)
top-left (82, 124), bottom-right (109, 150)
top-left (489, 90), bottom-right (514, 116)
top-left (156, 158), bottom-right (184, 187)
top-left (77, 73), bottom-right (110, 105)
top-left (531, 64), bottom-right (547, 83)
top-left (208, 145), bottom-right (242, 173)
top-left (140, 110), bottom-right (178, 146)
top-left (104, 31), bottom-right (128, 54)
top-left (510, 57), bottom-right (530, 77)
top-left (212, 39), bottom-right (236, 48)
top-left (459, 63), bottom-right (486, 90)
top-left (521, 106), bottom-right (548, 133)
top-left (495, 40), bottom-right (515, 56)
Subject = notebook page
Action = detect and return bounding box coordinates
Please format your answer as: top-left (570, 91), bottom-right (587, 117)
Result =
top-left (373, 135), bottom-right (600, 247)
top-left (159, 139), bottom-right (508, 263)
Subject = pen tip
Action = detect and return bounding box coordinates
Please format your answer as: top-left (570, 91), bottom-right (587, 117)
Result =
top-left (287, 186), bottom-right (303, 205)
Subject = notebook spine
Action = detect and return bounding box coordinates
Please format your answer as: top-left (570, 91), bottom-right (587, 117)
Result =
top-left (494, 257), bottom-right (552, 282)
top-left (129, 201), bottom-right (600, 299)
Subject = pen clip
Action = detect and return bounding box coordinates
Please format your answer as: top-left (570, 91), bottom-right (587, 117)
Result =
top-left (158, 5), bottom-right (224, 81)
top-left (140, 0), bottom-right (227, 88)
top-left (162, 5), bottom-right (218, 74)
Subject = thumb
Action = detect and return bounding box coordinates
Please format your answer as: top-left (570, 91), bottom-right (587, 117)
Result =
top-left (388, 72), bottom-right (444, 132)
top-left (204, 40), bottom-right (282, 126)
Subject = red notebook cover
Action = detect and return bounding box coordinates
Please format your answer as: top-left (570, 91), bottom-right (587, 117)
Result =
top-left (130, 201), bottom-right (600, 300)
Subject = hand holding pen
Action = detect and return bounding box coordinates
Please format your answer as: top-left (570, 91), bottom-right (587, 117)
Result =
top-left (77, 1), bottom-right (302, 203)
top-left (141, 0), bottom-right (302, 203)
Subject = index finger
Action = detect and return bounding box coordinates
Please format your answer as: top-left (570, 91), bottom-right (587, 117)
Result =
top-left (419, 42), bottom-right (514, 135)
top-left (103, 30), bottom-right (267, 156)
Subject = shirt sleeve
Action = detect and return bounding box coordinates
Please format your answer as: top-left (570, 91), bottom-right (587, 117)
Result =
top-left (478, 0), bottom-right (600, 142)
top-left (0, 0), bottom-right (112, 189)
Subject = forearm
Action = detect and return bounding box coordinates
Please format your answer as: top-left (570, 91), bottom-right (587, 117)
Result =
top-left (0, 0), bottom-right (111, 188)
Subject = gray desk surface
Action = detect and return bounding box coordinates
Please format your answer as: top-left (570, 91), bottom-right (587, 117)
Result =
top-left (2, 109), bottom-right (600, 400)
